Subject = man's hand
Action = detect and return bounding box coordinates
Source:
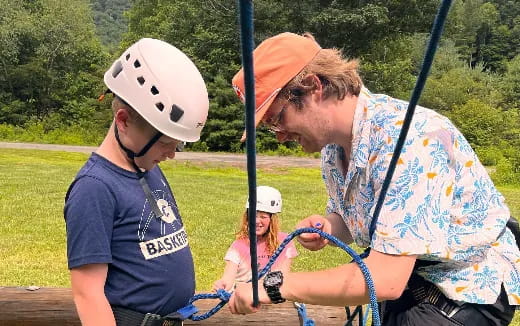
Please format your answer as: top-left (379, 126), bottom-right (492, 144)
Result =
top-left (295, 215), bottom-right (331, 251)
top-left (228, 282), bottom-right (270, 314)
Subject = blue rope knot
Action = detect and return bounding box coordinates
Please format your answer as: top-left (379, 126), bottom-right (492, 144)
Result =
top-left (216, 288), bottom-right (232, 302)
top-left (172, 227), bottom-right (381, 323)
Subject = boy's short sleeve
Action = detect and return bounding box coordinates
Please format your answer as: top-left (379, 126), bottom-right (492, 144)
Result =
top-left (65, 176), bottom-right (116, 269)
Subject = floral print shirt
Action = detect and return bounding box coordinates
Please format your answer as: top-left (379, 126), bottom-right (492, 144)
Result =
top-left (321, 87), bottom-right (520, 304)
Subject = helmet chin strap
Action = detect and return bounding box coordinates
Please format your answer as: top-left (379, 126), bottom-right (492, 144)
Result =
top-left (114, 124), bottom-right (163, 177)
top-left (114, 124), bottom-right (165, 219)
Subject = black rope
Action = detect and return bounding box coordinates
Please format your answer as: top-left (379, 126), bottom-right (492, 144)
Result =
top-left (237, 0), bottom-right (260, 307)
top-left (365, 0), bottom-right (453, 250)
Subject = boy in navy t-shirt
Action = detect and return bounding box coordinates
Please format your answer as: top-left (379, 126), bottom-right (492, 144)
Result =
top-left (65, 38), bottom-right (209, 326)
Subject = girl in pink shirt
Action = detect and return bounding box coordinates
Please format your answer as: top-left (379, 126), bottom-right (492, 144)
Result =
top-left (213, 186), bottom-right (298, 291)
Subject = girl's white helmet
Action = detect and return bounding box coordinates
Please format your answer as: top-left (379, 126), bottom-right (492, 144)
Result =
top-left (246, 186), bottom-right (282, 214)
top-left (104, 38), bottom-right (209, 142)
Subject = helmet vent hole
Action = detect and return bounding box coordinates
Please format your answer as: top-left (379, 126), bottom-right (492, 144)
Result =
top-left (151, 86), bottom-right (159, 95)
top-left (137, 76), bottom-right (145, 85)
top-left (111, 61), bottom-right (123, 78)
top-left (155, 102), bottom-right (164, 111)
top-left (133, 60), bottom-right (141, 68)
top-left (125, 53), bottom-right (130, 61)
top-left (170, 104), bottom-right (184, 122)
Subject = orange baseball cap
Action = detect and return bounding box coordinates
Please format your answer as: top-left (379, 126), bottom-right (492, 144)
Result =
top-left (232, 32), bottom-right (321, 141)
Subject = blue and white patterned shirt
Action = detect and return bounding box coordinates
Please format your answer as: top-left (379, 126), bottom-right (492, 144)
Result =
top-left (321, 87), bottom-right (520, 305)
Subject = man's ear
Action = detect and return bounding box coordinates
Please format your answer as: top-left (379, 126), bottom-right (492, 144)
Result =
top-left (302, 74), bottom-right (323, 101)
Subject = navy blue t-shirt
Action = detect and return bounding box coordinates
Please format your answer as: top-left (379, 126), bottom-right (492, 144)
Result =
top-left (64, 153), bottom-right (195, 315)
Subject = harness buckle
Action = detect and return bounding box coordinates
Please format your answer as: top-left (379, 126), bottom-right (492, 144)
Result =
top-left (140, 312), bottom-right (161, 326)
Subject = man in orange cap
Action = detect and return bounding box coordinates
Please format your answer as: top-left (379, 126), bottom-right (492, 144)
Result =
top-left (228, 32), bottom-right (520, 325)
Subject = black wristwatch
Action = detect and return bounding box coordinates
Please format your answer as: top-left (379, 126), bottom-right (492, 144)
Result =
top-left (263, 271), bottom-right (286, 304)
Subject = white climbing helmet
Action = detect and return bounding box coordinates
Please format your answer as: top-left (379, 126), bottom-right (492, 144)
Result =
top-left (246, 186), bottom-right (282, 214)
top-left (104, 38), bottom-right (209, 142)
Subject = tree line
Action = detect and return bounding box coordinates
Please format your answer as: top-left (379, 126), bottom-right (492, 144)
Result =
top-left (0, 0), bottom-right (519, 181)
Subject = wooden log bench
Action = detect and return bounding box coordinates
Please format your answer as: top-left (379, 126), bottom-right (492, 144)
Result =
top-left (0, 287), bottom-right (352, 325)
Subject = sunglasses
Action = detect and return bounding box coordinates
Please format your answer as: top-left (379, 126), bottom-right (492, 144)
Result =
top-left (263, 104), bottom-right (288, 133)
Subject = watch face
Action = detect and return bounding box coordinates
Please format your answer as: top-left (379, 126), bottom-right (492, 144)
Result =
top-left (264, 271), bottom-right (282, 287)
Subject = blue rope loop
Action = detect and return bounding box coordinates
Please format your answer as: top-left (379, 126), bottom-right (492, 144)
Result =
top-left (173, 228), bottom-right (380, 324)
top-left (258, 228), bottom-right (381, 326)
top-left (186, 289), bottom-right (232, 321)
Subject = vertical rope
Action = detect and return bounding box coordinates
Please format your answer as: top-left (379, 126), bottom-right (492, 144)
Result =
top-left (237, 0), bottom-right (259, 307)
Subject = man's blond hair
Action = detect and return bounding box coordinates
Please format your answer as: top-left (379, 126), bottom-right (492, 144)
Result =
top-left (277, 33), bottom-right (362, 109)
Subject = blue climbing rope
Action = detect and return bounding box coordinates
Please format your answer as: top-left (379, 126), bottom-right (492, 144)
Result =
top-left (258, 228), bottom-right (381, 326)
top-left (175, 228), bottom-right (380, 325)
top-left (237, 0), bottom-right (260, 308)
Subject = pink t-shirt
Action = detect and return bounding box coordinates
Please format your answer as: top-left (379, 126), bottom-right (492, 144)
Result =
top-left (224, 232), bottom-right (298, 282)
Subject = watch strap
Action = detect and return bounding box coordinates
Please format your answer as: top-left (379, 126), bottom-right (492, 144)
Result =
top-left (263, 271), bottom-right (286, 304)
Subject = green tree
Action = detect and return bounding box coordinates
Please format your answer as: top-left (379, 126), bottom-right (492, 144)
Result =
top-left (123, 0), bottom-right (442, 151)
top-left (420, 63), bottom-right (500, 113)
top-left (445, 0), bottom-right (520, 72)
top-left (90, 0), bottom-right (131, 50)
top-left (0, 0), bottom-right (109, 127)
top-left (498, 55), bottom-right (520, 110)
top-left (449, 99), bottom-right (504, 148)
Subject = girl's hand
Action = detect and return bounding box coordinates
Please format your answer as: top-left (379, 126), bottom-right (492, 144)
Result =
top-left (213, 279), bottom-right (231, 292)
top-left (295, 215), bottom-right (331, 251)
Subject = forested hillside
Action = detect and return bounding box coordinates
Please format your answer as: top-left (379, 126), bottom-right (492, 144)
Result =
top-left (0, 0), bottom-right (519, 182)
top-left (90, 0), bottom-right (131, 49)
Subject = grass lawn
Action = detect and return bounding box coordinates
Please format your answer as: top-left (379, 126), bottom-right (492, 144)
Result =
top-left (0, 148), bottom-right (518, 324)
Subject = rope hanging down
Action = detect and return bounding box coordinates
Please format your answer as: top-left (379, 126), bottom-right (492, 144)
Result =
top-left (237, 0), bottom-right (260, 308)
top-left (364, 0), bottom-right (454, 253)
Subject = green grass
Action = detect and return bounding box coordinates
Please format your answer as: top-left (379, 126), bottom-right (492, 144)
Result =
top-left (0, 148), bottom-right (342, 288)
top-left (0, 148), bottom-right (519, 324)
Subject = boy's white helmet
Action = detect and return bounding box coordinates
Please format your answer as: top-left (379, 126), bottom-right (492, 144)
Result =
top-left (246, 186), bottom-right (282, 214)
top-left (104, 38), bottom-right (209, 142)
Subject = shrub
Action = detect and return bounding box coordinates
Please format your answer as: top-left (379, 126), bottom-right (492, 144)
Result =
top-left (476, 146), bottom-right (504, 166)
top-left (491, 158), bottom-right (520, 185)
top-left (189, 141), bottom-right (209, 152)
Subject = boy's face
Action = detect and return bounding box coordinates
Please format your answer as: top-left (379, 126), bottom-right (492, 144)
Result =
top-left (124, 119), bottom-right (178, 170)
top-left (115, 106), bottom-right (181, 170)
top-left (133, 134), bottom-right (180, 170)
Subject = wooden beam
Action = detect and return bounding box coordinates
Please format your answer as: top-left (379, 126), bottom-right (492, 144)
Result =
top-left (0, 287), bottom-right (352, 325)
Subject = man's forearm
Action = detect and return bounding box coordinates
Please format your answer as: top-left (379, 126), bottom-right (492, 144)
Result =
top-left (279, 250), bottom-right (416, 306)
